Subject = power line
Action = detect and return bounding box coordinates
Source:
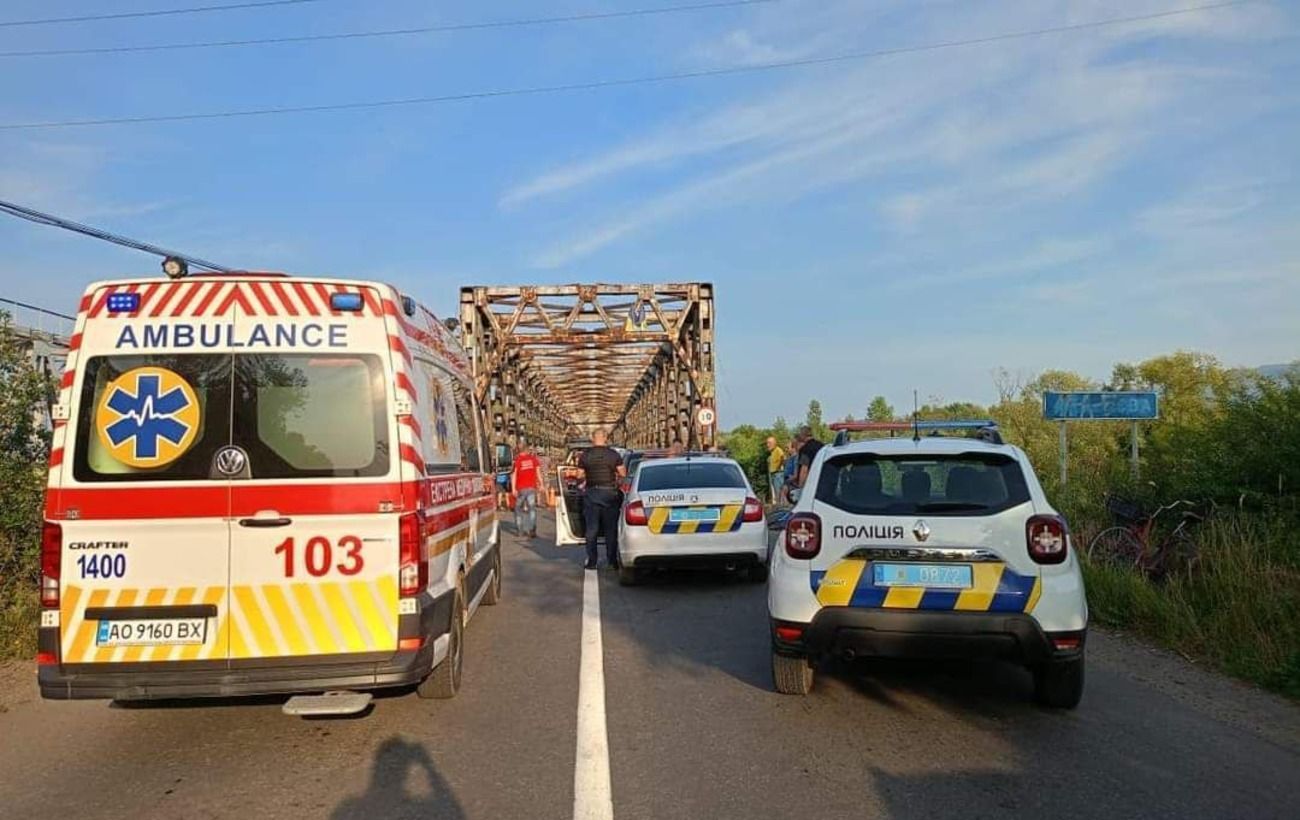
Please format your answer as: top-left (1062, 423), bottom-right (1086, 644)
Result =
top-left (0, 0), bottom-right (776, 57)
top-left (0, 297), bottom-right (76, 322)
top-left (0, 0), bottom-right (326, 28)
top-left (0, 199), bottom-right (232, 272)
top-left (0, 1), bottom-right (1257, 131)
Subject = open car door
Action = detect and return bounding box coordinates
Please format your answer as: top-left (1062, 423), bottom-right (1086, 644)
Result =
top-left (555, 464), bottom-right (585, 546)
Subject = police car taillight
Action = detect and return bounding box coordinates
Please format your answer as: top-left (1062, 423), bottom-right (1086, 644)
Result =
top-left (742, 497), bottom-right (763, 523)
top-left (1027, 515), bottom-right (1069, 565)
top-left (399, 512), bottom-right (428, 596)
top-left (40, 521), bottom-right (61, 608)
top-left (785, 513), bottom-right (821, 559)
top-left (624, 501), bottom-right (648, 526)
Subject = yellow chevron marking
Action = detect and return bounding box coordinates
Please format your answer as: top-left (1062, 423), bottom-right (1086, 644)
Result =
top-left (122, 588), bottom-right (168, 663)
top-left (882, 586), bottom-right (926, 609)
top-left (954, 564), bottom-right (1005, 611)
top-left (678, 518), bottom-right (701, 535)
top-left (180, 586), bottom-right (224, 661)
top-left (94, 588), bottom-right (138, 662)
top-left (1025, 578), bottom-right (1043, 613)
top-left (68, 587), bottom-right (108, 663)
top-left (376, 575), bottom-right (399, 613)
top-left (321, 582), bottom-right (368, 653)
top-left (234, 586), bottom-right (280, 658)
top-left (816, 559), bottom-right (867, 607)
top-left (292, 583), bottom-right (339, 655)
top-left (648, 507), bottom-right (670, 533)
top-left (59, 583), bottom-right (82, 646)
top-left (262, 585), bottom-right (311, 656)
top-left (349, 580), bottom-right (394, 651)
top-left (717, 505), bottom-right (741, 531)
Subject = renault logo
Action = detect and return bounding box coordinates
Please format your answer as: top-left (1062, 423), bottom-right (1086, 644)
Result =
top-left (214, 446), bottom-right (247, 476)
top-left (912, 520), bottom-right (931, 542)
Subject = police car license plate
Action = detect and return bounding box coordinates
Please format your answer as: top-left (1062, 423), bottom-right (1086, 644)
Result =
top-left (96, 618), bottom-right (208, 647)
top-left (872, 563), bottom-right (973, 589)
top-left (668, 507), bottom-right (720, 523)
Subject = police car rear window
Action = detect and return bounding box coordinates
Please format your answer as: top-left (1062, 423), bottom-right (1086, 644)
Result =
top-left (814, 452), bottom-right (1029, 516)
top-left (637, 462), bottom-right (746, 491)
top-left (73, 354), bottom-right (389, 482)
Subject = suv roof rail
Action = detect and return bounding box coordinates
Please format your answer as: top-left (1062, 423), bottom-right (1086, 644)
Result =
top-left (829, 420), bottom-right (1003, 446)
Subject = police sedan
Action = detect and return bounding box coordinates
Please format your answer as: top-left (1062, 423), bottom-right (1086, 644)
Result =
top-left (617, 456), bottom-right (768, 585)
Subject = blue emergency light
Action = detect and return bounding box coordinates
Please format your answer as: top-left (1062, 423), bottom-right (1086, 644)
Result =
top-left (329, 292), bottom-right (364, 312)
top-left (106, 292), bottom-right (141, 313)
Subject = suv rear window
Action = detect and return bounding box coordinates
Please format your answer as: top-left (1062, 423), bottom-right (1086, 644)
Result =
top-left (73, 353), bottom-right (389, 482)
top-left (637, 461), bottom-right (746, 491)
top-left (814, 452), bottom-right (1029, 516)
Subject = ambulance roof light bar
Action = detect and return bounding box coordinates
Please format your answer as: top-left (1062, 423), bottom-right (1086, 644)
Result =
top-left (829, 420), bottom-right (1003, 446)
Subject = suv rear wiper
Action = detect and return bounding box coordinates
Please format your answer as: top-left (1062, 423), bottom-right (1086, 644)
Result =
top-left (914, 502), bottom-right (989, 512)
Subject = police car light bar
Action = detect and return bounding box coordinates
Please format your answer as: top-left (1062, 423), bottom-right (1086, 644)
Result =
top-left (329, 292), bottom-right (364, 312)
top-left (830, 420), bottom-right (1003, 445)
top-left (106, 292), bottom-right (142, 313)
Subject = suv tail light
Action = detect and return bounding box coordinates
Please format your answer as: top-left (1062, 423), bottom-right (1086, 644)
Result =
top-left (399, 511), bottom-right (428, 596)
top-left (785, 513), bottom-right (821, 559)
top-left (1027, 515), bottom-right (1068, 564)
top-left (741, 497), bottom-right (764, 523)
top-left (41, 521), bottom-right (61, 608)
top-left (624, 500), bottom-right (648, 526)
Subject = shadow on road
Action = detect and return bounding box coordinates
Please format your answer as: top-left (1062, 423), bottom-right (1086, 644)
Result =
top-left (331, 736), bottom-right (466, 820)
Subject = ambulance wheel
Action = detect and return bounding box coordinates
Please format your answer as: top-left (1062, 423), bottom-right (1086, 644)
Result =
top-left (772, 650), bottom-right (814, 695)
top-left (483, 547), bottom-right (503, 606)
top-left (419, 582), bottom-right (464, 699)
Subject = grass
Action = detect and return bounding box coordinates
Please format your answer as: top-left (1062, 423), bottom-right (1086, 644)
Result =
top-left (1081, 514), bottom-right (1300, 699)
top-left (0, 585), bottom-right (38, 661)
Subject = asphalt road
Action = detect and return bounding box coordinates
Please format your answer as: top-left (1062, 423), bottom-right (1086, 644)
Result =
top-left (2, 515), bottom-right (1298, 820)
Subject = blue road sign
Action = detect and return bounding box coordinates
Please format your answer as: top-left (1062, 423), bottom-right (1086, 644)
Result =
top-left (1043, 391), bottom-right (1158, 421)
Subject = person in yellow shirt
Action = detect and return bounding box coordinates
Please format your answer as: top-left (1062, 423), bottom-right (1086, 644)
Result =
top-left (764, 436), bottom-right (786, 504)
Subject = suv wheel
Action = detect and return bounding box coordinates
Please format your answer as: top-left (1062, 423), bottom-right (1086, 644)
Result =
top-left (771, 649), bottom-right (814, 695)
top-left (1033, 655), bottom-right (1085, 709)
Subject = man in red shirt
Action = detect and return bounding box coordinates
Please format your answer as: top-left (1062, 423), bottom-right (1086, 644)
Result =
top-left (511, 447), bottom-right (543, 538)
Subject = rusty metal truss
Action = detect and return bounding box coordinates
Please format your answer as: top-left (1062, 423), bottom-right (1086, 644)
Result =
top-left (459, 283), bottom-right (716, 452)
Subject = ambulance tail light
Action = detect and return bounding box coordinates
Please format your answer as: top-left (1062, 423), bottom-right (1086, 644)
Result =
top-left (1027, 515), bottom-right (1069, 565)
top-left (398, 512), bottom-right (428, 596)
top-left (40, 521), bottom-right (61, 608)
top-left (742, 497), bottom-right (764, 523)
top-left (784, 513), bottom-right (822, 559)
top-left (624, 500), bottom-right (648, 526)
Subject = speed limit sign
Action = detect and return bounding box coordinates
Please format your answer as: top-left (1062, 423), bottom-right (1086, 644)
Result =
top-left (696, 407), bottom-right (716, 427)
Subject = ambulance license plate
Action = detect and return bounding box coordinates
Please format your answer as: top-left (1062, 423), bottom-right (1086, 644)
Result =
top-left (872, 563), bottom-right (973, 589)
top-left (96, 618), bottom-right (208, 647)
top-left (669, 507), bottom-right (720, 523)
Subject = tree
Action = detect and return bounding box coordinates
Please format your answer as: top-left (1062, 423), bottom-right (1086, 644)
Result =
top-left (867, 396), bottom-right (894, 422)
top-left (803, 399), bottom-right (831, 443)
top-left (0, 313), bottom-right (54, 597)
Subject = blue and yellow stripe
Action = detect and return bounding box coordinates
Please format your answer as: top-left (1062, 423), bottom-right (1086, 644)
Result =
top-left (647, 505), bottom-right (744, 535)
top-left (809, 559), bottom-right (1041, 613)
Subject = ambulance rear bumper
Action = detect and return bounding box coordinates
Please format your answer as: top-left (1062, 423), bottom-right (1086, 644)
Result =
top-left (39, 646), bottom-right (436, 701)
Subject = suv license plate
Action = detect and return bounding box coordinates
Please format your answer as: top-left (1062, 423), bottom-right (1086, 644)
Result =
top-left (96, 618), bottom-right (208, 647)
top-left (872, 563), bottom-right (973, 590)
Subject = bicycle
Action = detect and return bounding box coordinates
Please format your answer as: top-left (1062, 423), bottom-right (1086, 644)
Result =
top-left (1087, 495), bottom-right (1208, 579)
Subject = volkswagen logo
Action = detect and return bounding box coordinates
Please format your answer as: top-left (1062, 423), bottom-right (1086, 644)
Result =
top-left (214, 446), bottom-right (247, 476)
top-left (912, 520), bottom-right (931, 542)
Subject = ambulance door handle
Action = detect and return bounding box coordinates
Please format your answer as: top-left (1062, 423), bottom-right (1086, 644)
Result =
top-left (238, 516), bottom-right (292, 528)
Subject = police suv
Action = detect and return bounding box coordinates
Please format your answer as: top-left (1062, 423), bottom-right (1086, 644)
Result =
top-left (618, 455), bottom-right (768, 586)
top-left (38, 268), bottom-right (502, 711)
top-left (767, 422), bottom-right (1087, 708)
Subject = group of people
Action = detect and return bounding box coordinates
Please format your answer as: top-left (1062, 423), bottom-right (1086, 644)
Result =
top-left (763, 427), bottom-right (824, 506)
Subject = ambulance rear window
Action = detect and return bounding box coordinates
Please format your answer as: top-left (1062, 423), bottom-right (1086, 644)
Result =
top-left (72, 353), bottom-right (390, 482)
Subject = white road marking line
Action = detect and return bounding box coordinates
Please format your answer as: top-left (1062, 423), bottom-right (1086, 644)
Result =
top-left (574, 569), bottom-right (614, 820)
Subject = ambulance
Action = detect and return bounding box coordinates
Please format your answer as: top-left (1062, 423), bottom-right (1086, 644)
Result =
top-left (37, 268), bottom-right (503, 707)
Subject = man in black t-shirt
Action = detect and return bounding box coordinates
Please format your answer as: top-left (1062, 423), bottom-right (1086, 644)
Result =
top-left (791, 426), bottom-right (824, 499)
top-left (577, 429), bottom-right (627, 570)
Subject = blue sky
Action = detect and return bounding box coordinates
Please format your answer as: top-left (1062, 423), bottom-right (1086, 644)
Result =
top-left (1, 0), bottom-right (1297, 427)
